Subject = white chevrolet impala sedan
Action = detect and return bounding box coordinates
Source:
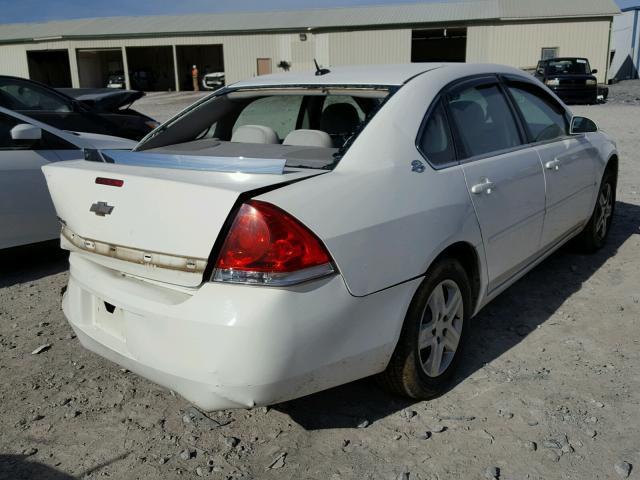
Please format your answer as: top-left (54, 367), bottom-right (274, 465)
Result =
top-left (43, 64), bottom-right (617, 410)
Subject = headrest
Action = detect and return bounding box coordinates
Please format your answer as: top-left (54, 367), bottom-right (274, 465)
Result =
top-left (283, 129), bottom-right (333, 148)
top-left (231, 124), bottom-right (279, 144)
top-left (320, 103), bottom-right (361, 136)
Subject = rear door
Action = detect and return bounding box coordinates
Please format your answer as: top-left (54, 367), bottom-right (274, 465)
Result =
top-left (446, 77), bottom-right (547, 292)
top-left (503, 77), bottom-right (598, 247)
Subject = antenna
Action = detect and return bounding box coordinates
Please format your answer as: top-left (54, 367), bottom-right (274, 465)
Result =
top-left (314, 59), bottom-right (330, 76)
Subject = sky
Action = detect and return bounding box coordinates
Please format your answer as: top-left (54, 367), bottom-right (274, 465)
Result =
top-left (0, 0), bottom-right (635, 24)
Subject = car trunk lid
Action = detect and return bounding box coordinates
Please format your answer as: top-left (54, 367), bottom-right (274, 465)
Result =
top-left (43, 151), bottom-right (324, 287)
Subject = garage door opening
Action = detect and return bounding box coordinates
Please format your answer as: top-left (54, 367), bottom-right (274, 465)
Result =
top-left (125, 46), bottom-right (175, 91)
top-left (27, 50), bottom-right (72, 87)
top-left (176, 45), bottom-right (224, 91)
top-left (411, 28), bottom-right (467, 63)
top-left (77, 49), bottom-right (124, 88)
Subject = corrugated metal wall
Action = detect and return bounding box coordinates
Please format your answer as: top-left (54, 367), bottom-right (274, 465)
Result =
top-left (324, 29), bottom-right (412, 65)
top-left (0, 19), bottom-right (613, 86)
top-left (467, 19), bottom-right (612, 82)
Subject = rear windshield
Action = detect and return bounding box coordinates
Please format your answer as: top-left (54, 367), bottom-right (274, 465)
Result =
top-left (136, 86), bottom-right (391, 170)
top-left (545, 59), bottom-right (591, 75)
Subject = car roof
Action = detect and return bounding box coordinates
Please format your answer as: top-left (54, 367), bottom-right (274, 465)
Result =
top-left (230, 63), bottom-right (530, 89)
top-left (231, 63), bottom-right (445, 88)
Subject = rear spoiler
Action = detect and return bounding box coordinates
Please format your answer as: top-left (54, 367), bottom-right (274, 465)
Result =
top-left (57, 88), bottom-right (145, 112)
top-left (84, 149), bottom-right (286, 175)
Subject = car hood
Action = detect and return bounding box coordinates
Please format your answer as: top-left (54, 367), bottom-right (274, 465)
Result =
top-left (57, 88), bottom-right (145, 112)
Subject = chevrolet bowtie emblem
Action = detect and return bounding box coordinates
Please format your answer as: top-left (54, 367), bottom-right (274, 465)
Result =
top-left (90, 201), bottom-right (114, 217)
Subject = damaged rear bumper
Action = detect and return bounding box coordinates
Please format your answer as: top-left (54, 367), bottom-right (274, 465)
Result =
top-left (63, 253), bottom-right (419, 410)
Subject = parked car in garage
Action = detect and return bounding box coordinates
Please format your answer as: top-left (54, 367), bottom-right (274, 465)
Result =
top-left (0, 75), bottom-right (158, 140)
top-left (107, 72), bottom-right (126, 89)
top-left (533, 57), bottom-right (600, 104)
top-left (202, 72), bottom-right (225, 90)
top-left (0, 106), bottom-right (135, 250)
top-left (43, 63), bottom-right (618, 411)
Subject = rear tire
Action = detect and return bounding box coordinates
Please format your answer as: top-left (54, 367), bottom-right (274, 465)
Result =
top-left (574, 169), bottom-right (616, 253)
top-left (378, 258), bottom-right (472, 399)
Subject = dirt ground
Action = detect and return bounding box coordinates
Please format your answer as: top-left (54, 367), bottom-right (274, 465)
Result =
top-left (1, 84), bottom-right (639, 480)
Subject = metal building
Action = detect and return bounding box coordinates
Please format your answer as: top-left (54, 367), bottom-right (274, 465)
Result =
top-left (609, 2), bottom-right (640, 81)
top-left (0, 0), bottom-right (620, 91)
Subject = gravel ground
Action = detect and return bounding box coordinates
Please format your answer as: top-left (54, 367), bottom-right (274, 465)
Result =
top-left (1, 83), bottom-right (639, 480)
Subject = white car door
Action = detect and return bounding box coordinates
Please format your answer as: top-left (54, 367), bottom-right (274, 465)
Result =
top-left (445, 77), bottom-right (547, 293)
top-left (503, 78), bottom-right (599, 248)
top-left (0, 112), bottom-right (74, 249)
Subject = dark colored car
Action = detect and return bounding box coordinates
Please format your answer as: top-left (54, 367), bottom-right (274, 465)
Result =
top-left (534, 57), bottom-right (601, 105)
top-left (0, 75), bottom-right (159, 141)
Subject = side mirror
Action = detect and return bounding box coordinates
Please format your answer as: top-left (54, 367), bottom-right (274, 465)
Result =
top-left (10, 123), bottom-right (42, 142)
top-left (570, 116), bottom-right (598, 135)
top-left (591, 69), bottom-right (598, 74)
top-left (536, 68), bottom-right (545, 76)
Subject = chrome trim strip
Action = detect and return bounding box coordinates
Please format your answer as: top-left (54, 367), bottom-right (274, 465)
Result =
top-left (61, 226), bottom-right (208, 274)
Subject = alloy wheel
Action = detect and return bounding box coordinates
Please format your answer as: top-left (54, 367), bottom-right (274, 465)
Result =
top-left (418, 279), bottom-right (464, 377)
top-left (595, 182), bottom-right (613, 240)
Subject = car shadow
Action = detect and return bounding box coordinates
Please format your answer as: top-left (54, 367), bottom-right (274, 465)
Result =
top-left (280, 200), bottom-right (639, 430)
top-left (0, 241), bottom-right (68, 288)
top-left (0, 455), bottom-right (76, 480)
top-left (0, 452), bottom-right (129, 479)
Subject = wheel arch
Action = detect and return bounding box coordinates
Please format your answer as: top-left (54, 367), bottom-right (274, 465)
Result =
top-left (427, 241), bottom-right (483, 315)
top-left (606, 154), bottom-right (618, 181)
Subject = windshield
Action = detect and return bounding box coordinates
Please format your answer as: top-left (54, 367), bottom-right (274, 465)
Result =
top-left (136, 86), bottom-right (391, 169)
top-left (545, 59), bottom-right (591, 75)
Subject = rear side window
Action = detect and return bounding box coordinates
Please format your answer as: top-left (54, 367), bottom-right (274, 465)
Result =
top-left (418, 100), bottom-right (456, 167)
top-left (507, 84), bottom-right (568, 142)
top-left (233, 95), bottom-right (303, 140)
top-left (447, 83), bottom-right (522, 159)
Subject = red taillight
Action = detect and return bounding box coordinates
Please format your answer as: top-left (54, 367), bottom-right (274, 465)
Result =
top-left (213, 200), bottom-right (334, 285)
top-left (95, 177), bottom-right (124, 187)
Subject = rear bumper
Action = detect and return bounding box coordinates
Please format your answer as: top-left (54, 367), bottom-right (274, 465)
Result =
top-left (63, 253), bottom-right (419, 410)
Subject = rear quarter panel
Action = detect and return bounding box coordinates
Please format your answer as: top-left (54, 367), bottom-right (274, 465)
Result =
top-left (259, 65), bottom-right (495, 300)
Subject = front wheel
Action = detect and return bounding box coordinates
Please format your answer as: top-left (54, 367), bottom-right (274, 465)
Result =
top-left (378, 258), bottom-right (472, 399)
top-left (575, 169), bottom-right (616, 253)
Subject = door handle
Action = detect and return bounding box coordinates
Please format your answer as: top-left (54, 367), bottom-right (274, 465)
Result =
top-left (471, 179), bottom-right (496, 195)
top-left (545, 159), bottom-right (560, 171)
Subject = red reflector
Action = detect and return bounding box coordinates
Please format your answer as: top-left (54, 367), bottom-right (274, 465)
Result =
top-left (215, 200), bottom-right (332, 273)
top-left (95, 177), bottom-right (124, 187)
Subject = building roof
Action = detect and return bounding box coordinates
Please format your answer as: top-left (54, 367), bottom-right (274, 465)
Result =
top-left (0, 0), bottom-right (620, 45)
top-left (230, 62), bottom-right (529, 88)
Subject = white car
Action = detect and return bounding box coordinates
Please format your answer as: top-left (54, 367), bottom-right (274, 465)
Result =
top-left (43, 64), bottom-right (617, 411)
top-left (202, 72), bottom-right (225, 90)
top-left (0, 107), bottom-right (136, 249)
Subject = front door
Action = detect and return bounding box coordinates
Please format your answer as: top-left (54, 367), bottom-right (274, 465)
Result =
top-left (504, 79), bottom-right (598, 247)
top-left (445, 77), bottom-right (547, 292)
top-left (0, 114), bottom-right (61, 248)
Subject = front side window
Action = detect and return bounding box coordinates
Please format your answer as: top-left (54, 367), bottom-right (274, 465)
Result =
top-left (447, 83), bottom-right (522, 159)
top-left (0, 79), bottom-right (72, 112)
top-left (0, 113), bottom-right (75, 151)
top-left (507, 84), bottom-right (568, 142)
top-left (418, 99), bottom-right (455, 167)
